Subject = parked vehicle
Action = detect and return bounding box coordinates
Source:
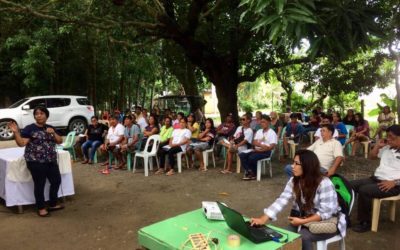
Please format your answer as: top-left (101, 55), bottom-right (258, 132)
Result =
top-left (0, 95), bottom-right (94, 140)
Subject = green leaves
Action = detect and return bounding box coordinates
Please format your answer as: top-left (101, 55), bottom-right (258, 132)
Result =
top-left (241, 0), bottom-right (384, 59)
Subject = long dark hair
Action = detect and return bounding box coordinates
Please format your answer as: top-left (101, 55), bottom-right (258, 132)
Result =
top-left (355, 112), bottom-right (365, 126)
top-left (292, 149), bottom-right (323, 213)
top-left (148, 114), bottom-right (159, 129)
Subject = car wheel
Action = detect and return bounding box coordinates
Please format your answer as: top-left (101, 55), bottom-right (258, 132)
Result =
top-left (68, 118), bottom-right (87, 135)
top-left (0, 121), bottom-right (14, 141)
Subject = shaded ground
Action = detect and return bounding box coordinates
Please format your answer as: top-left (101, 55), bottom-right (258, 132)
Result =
top-left (0, 140), bottom-right (399, 250)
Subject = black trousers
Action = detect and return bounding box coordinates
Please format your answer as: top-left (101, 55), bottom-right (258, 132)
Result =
top-left (158, 146), bottom-right (182, 169)
top-left (351, 177), bottom-right (400, 222)
top-left (26, 161), bottom-right (61, 210)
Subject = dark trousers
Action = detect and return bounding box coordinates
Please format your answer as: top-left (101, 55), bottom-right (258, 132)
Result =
top-left (158, 146), bottom-right (182, 169)
top-left (239, 151), bottom-right (271, 174)
top-left (287, 225), bottom-right (338, 250)
top-left (351, 177), bottom-right (400, 222)
top-left (26, 161), bottom-right (61, 210)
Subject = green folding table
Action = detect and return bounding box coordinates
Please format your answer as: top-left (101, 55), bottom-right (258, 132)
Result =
top-left (138, 209), bottom-right (301, 250)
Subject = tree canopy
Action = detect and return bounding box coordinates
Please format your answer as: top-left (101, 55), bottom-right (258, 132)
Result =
top-left (0, 0), bottom-right (398, 120)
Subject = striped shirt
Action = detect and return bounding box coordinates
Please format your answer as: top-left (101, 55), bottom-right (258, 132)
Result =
top-left (264, 177), bottom-right (347, 237)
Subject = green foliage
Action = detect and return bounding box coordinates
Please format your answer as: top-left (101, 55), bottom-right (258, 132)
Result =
top-left (241, 0), bottom-right (384, 59)
top-left (327, 91), bottom-right (361, 114)
top-left (368, 93), bottom-right (397, 117)
top-left (289, 91), bottom-right (311, 113)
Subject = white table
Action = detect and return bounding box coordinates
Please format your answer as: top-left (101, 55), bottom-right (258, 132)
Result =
top-left (0, 147), bottom-right (75, 211)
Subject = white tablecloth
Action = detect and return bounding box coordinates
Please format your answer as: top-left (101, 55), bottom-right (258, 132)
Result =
top-left (0, 147), bottom-right (75, 207)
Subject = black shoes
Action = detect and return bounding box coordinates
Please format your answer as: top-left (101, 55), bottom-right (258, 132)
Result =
top-left (352, 221), bottom-right (371, 233)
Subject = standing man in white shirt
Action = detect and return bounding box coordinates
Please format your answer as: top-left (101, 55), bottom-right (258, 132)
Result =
top-left (240, 115), bottom-right (277, 180)
top-left (351, 125), bottom-right (400, 233)
top-left (285, 124), bottom-right (343, 177)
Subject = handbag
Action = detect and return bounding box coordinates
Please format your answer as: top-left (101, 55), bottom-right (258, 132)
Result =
top-left (303, 216), bottom-right (338, 234)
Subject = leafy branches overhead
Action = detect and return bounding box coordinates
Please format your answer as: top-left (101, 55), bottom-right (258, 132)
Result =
top-left (241, 0), bottom-right (384, 59)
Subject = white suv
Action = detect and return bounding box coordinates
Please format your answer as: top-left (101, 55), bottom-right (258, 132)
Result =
top-left (0, 95), bottom-right (94, 140)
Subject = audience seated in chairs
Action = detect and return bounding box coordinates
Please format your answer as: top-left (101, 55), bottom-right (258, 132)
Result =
top-left (81, 116), bottom-right (108, 164)
top-left (350, 125), bottom-right (400, 233)
top-left (250, 111), bottom-right (262, 131)
top-left (187, 118), bottom-right (216, 171)
top-left (342, 108), bottom-right (357, 126)
top-left (158, 116), bottom-right (174, 150)
top-left (120, 115), bottom-right (141, 155)
top-left (187, 113), bottom-right (200, 142)
top-left (173, 112), bottom-right (184, 129)
top-left (285, 124), bottom-right (343, 177)
top-left (220, 113), bottom-right (254, 174)
top-left (240, 114), bottom-right (277, 180)
top-left (141, 114), bottom-right (159, 149)
top-left (135, 106), bottom-right (148, 131)
top-left (313, 114), bottom-right (339, 142)
top-left (270, 111), bottom-right (283, 138)
top-left (344, 112), bottom-right (370, 156)
top-left (303, 109), bottom-right (321, 134)
top-left (156, 117), bottom-right (192, 176)
top-left (99, 115), bottom-right (125, 169)
top-left (215, 113), bottom-right (236, 157)
top-left (372, 106), bottom-right (396, 140)
top-left (283, 113), bottom-right (305, 157)
top-left (332, 112), bottom-right (348, 145)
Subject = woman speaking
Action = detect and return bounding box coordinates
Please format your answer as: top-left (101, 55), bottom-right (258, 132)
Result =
top-left (8, 106), bottom-right (64, 217)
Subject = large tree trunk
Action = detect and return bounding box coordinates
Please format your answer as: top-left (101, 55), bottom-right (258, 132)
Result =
top-left (395, 55), bottom-right (400, 123)
top-left (208, 64), bottom-right (240, 123)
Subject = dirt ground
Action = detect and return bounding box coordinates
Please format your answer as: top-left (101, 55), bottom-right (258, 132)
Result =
top-left (0, 140), bottom-right (399, 250)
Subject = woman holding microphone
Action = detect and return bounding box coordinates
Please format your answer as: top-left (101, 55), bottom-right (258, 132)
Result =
top-left (8, 106), bottom-right (64, 217)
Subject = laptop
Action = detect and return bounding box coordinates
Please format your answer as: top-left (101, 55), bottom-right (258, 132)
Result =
top-left (217, 202), bottom-right (283, 244)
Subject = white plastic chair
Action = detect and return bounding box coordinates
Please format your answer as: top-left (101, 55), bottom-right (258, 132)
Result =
top-left (371, 194), bottom-right (400, 232)
top-left (177, 150), bottom-right (189, 173)
top-left (203, 140), bottom-right (216, 169)
top-left (133, 134), bottom-right (160, 176)
top-left (316, 189), bottom-right (355, 250)
top-left (256, 150), bottom-right (274, 181)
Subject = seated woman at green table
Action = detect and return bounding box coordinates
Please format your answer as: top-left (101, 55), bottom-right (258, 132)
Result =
top-left (251, 149), bottom-right (346, 250)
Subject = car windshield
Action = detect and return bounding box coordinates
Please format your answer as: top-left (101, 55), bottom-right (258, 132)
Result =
top-left (8, 98), bottom-right (29, 108)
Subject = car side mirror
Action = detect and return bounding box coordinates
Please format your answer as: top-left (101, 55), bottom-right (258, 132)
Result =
top-left (22, 105), bottom-right (30, 110)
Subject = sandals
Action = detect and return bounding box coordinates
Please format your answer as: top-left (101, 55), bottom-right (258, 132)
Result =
top-left (166, 169), bottom-right (175, 176)
top-left (37, 209), bottom-right (50, 217)
top-left (199, 168), bottom-right (208, 172)
top-left (48, 205), bottom-right (65, 212)
top-left (220, 169), bottom-right (233, 174)
top-left (155, 169), bottom-right (165, 175)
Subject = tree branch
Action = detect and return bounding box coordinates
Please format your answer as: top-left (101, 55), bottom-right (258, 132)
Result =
top-left (185, 0), bottom-right (210, 35)
top-left (238, 56), bottom-right (311, 83)
top-left (109, 36), bottom-right (160, 48)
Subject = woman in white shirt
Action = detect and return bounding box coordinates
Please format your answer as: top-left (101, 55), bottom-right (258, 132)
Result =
top-left (156, 117), bottom-right (192, 176)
